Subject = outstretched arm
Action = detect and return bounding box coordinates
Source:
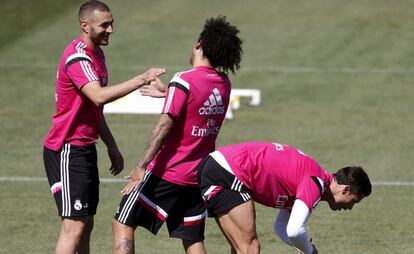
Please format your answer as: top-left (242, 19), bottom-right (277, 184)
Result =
top-left (81, 68), bottom-right (166, 106)
top-left (121, 113), bottom-right (174, 195)
top-left (139, 76), bottom-right (167, 98)
top-left (285, 199), bottom-right (317, 254)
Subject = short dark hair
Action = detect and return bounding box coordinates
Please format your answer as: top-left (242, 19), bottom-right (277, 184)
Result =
top-left (198, 16), bottom-right (243, 74)
top-left (79, 0), bottom-right (110, 19)
top-left (333, 166), bottom-right (372, 197)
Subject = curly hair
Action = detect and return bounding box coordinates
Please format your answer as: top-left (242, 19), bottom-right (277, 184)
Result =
top-left (198, 16), bottom-right (243, 74)
top-left (333, 166), bottom-right (372, 197)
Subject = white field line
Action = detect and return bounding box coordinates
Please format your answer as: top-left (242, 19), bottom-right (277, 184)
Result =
top-left (1, 62), bottom-right (414, 75)
top-left (0, 176), bottom-right (413, 186)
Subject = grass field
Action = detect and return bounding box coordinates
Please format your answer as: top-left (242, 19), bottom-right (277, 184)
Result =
top-left (1, 0), bottom-right (414, 253)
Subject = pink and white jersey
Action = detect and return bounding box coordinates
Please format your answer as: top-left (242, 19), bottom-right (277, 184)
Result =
top-left (148, 66), bottom-right (231, 186)
top-left (217, 142), bottom-right (333, 210)
top-left (44, 37), bottom-right (108, 151)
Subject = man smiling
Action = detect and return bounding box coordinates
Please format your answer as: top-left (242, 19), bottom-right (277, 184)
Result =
top-left (43, 1), bottom-right (165, 253)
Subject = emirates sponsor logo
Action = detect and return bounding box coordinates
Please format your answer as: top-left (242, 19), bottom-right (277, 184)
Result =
top-left (191, 119), bottom-right (220, 137)
top-left (199, 88), bottom-right (225, 115)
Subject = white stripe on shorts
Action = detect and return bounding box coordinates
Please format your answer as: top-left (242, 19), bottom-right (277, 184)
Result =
top-left (137, 193), bottom-right (169, 220)
top-left (184, 210), bottom-right (207, 223)
top-left (231, 178), bottom-right (243, 192)
top-left (240, 192), bottom-right (251, 202)
top-left (118, 189), bottom-right (140, 224)
top-left (118, 171), bottom-right (151, 224)
top-left (203, 185), bottom-right (218, 197)
top-left (60, 144), bottom-right (71, 217)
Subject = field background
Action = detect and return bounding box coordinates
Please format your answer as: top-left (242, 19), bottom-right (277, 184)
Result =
top-left (1, 0), bottom-right (413, 253)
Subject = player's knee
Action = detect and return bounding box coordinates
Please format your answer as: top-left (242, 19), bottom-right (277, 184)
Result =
top-left (112, 219), bottom-right (135, 244)
top-left (249, 239), bottom-right (260, 254)
top-left (237, 238), bottom-right (260, 254)
top-left (61, 219), bottom-right (86, 239)
top-left (112, 218), bottom-right (125, 232)
top-left (182, 240), bottom-right (206, 254)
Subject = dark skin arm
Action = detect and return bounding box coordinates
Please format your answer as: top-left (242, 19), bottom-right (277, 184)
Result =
top-left (121, 113), bottom-right (174, 194)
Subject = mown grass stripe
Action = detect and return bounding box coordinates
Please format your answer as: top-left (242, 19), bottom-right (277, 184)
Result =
top-left (1, 176), bottom-right (413, 186)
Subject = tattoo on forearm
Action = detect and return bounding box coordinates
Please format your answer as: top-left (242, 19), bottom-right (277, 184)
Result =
top-left (115, 237), bottom-right (134, 253)
top-left (139, 121), bottom-right (171, 168)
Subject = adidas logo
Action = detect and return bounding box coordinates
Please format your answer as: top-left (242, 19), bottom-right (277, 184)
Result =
top-left (199, 88), bottom-right (226, 115)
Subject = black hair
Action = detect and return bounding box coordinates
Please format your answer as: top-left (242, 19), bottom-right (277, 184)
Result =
top-left (198, 16), bottom-right (243, 74)
top-left (79, 0), bottom-right (110, 19)
top-left (333, 166), bottom-right (372, 197)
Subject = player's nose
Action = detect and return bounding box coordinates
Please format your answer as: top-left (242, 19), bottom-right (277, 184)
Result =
top-left (106, 24), bottom-right (113, 33)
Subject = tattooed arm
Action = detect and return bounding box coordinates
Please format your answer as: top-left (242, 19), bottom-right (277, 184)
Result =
top-left (121, 113), bottom-right (174, 195)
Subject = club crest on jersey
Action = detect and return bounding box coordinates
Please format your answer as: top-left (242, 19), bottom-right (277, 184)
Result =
top-left (199, 88), bottom-right (225, 115)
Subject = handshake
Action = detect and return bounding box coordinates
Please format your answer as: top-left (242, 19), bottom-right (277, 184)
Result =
top-left (137, 68), bottom-right (167, 98)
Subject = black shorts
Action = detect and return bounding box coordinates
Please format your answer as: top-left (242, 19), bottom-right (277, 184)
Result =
top-left (114, 172), bottom-right (206, 242)
top-left (43, 144), bottom-right (99, 217)
top-left (198, 154), bottom-right (253, 217)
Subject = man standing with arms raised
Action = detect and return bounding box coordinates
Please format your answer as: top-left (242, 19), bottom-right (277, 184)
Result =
top-left (43, 1), bottom-right (165, 253)
top-left (112, 16), bottom-right (243, 254)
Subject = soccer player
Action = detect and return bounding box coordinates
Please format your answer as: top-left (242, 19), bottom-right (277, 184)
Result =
top-left (43, 1), bottom-right (165, 253)
top-left (198, 141), bottom-right (372, 254)
top-left (112, 16), bottom-right (243, 254)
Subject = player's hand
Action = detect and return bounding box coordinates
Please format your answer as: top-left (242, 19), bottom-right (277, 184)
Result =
top-left (139, 77), bottom-right (166, 98)
top-left (108, 147), bottom-right (124, 176)
top-left (121, 166), bottom-right (145, 195)
top-left (136, 68), bottom-right (166, 87)
top-left (145, 68), bottom-right (166, 78)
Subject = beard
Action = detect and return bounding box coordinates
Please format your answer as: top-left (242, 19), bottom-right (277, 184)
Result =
top-left (90, 28), bottom-right (109, 46)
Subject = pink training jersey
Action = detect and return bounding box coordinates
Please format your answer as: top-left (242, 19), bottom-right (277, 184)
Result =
top-left (218, 142), bottom-right (333, 210)
top-left (148, 66), bottom-right (231, 186)
top-left (44, 37), bottom-right (108, 151)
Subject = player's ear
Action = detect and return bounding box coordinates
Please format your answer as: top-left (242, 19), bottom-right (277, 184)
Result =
top-left (194, 41), bottom-right (202, 50)
top-left (80, 19), bottom-right (89, 34)
top-left (341, 185), bottom-right (351, 194)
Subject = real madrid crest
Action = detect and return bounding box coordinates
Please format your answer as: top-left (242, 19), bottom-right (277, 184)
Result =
top-left (74, 200), bottom-right (83, 211)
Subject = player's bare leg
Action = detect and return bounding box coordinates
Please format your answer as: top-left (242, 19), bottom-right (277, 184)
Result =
top-left (216, 200), bottom-right (260, 254)
top-left (112, 219), bottom-right (135, 254)
top-left (214, 217), bottom-right (237, 254)
top-left (78, 216), bottom-right (94, 254)
top-left (182, 240), bottom-right (206, 254)
top-left (55, 217), bottom-right (88, 254)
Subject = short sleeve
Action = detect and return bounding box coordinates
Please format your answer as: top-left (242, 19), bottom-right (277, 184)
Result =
top-left (162, 75), bottom-right (190, 119)
top-left (295, 176), bottom-right (324, 211)
top-left (65, 53), bottom-right (99, 89)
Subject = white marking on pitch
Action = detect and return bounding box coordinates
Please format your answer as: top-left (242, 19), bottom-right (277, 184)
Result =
top-left (0, 176), bottom-right (413, 186)
top-left (1, 62), bottom-right (414, 75)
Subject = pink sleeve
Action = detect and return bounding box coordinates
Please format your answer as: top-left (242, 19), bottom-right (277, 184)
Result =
top-left (66, 60), bottom-right (99, 90)
top-left (295, 176), bottom-right (324, 210)
top-left (162, 83), bottom-right (188, 119)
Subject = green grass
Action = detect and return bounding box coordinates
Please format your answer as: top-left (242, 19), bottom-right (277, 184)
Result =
top-left (1, 0), bottom-right (413, 253)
